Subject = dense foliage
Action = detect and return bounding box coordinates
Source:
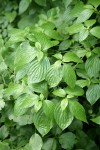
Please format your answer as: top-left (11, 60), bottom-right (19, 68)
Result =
top-left (0, 0), bottom-right (100, 149)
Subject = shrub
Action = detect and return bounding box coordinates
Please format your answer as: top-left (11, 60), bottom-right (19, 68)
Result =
top-left (0, 0), bottom-right (100, 149)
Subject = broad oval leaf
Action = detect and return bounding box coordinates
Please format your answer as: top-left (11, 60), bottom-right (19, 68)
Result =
top-left (68, 23), bottom-right (84, 34)
top-left (15, 63), bottom-right (30, 81)
top-left (19, 0), bottom-right (31, 14)
top-left (90, 26), bottom-right (100, 38)
top-left (85, 55), bottom-right (100, 78)
top-left (14, 93), bottom-right (39, 116)
top-left (88, 0), bottom-right (100, 8)
top-left (33, 108), bottom-right (53, 136)
top-left (7, 28), bottom-right (27, 44)
top-left (15, 42), bottom-right (36, 67)
top-left (69, 100), bottom-right (87, 123)
top-left (53, 88), bottom-right (66, 97)
top-left (59, 40), bottom-right (71, 50)
top-left (42, 138), bottom-right (57, 150)
top-left (46, 64), bottom-right (62, 87)
top-left (34, 0), bottom-right (46, 6)
top-left (14, 94), bottom-right (30, 116)
top-left (63, 64), bottom-right (76, 88)
top-left (29, 133), bottom-right (43, 150)
top-left (76, 9), bottom-right (94, 23)
top-left (70, 1), bottom-right (84, 17)
top-left (85, 19), bottom-right (96, 28)
top-left (90, 116), bottom-right (100, 125)
top-left (30, 81), bottom-right (48, 96)
top-left (28, 57), bottom-right (50, 84)
top-left (76, 79), bottom-right (89, 88)
top-left (43, 100), bottom-right (55, 119)
top-left (0, 125), bottom-right (9, 139)
top-left (61, 98), bottom-right (68, 111)
top-left (4, 83), bottom-right (24, 99)
top-left (86, 84), bottom-right (100, 105)
top-left (59, 132), bottom-right (77, 149)
top-left (79, 29), bottom-right (89, 41)
top-left (12, 115), bottom-right (33, 126)
top-left (93, 47), bottom-right (100, 55)
top-left (20, 94), bottom-right (39, 108)
top-left (65, 85), bottom-right (84, 96)
top-left (63, 52), bottom-right (83, 63)
top-left (33, 32), bottom-right (59, 51)
top-left (54, 102), bottom-right (73, 130)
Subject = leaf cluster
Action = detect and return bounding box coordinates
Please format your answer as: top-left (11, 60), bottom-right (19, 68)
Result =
top-left (0, 0), bottom-right (100, 149)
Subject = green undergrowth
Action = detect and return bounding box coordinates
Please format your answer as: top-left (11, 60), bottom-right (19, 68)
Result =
top-left (0, 0), bottom-right (100, 149)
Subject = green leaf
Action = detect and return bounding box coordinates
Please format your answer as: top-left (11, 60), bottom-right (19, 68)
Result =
top-left (46, 64), bottom-right (62, 87)
top-left (86, 84), bottom-right (100, 105)
top-left (90, 26), bottom-right (100, 38)
top-left (93, 47), bottom-right (100, 55)
top-left (34, 101), bottom-right (42, 112)
top-left (70, 1), bottom-right (84, 17)
top-left (4, 83), bottom-right (24, 98)
top-left (61, 98), bottom-right (68, 111)
top-left (41, 22), bottom-right (55, 31)
top-left (30, 81), bottom-right (48, 96)
top-left (14, 94), bottom-right (30, 116)
top-left (15, 42), bottom-right (36, 67)
top-left (53, 53), bottom-right (62, 60)
top-left (20, 94), bottom-right (39, 108)
top-left (28, 57), bottom-right (50, 84)
top-left (65, 85), bottom-right (84, 96)
top-left (63, 0), bottom-right (72, 8)
top-left (74, 49), bottom-right (87, 58)
top-left (0, 125), bottom-right (9, 140)
top-left (0, 142), bottom-right (10, 150)
top-left (59, 132), bottom-right (77, 149)
top-left (90, 116), bottom-right (100, 125)
top-left (0, 99), bottom-right (5, 110)
top-left (59, 40), bottom-right (71, 50)
top-left (54, 102), bottom-right (73, 130)
top-left (76, 80), bottom-right (89, 88)
top-left (85, 19), bottom-right (96, 28)
top-left (42, 138), bottom-right (56, 150)
top-left (43, 100), bottom-right (55, 119)
top-left (45, 30), bottom-right (62, 40)
top-left (76, 9), bottom-right (94, 23)
top-left (19, 0), bottom-right (31, 14)
top-left (12, 115), bottom-right (33, 126)
top-left (63, 52), bottom-right (83, 63)
top-left (33, 108), bottom-right (53, 136)
top-left (88, 0), bottom-right (100, 8)
top-left (68, 23), bottom-right (84, 34)
top-left (53, 88), bottom-right (66, 97)
top-left (76, 68), bottom-right (89, 79)
top-left (18, 15), bottom-right (35, 29)
top-left (35, 0), bottom-right (46, 6)
top-left (63, 64), bottom-right (76, 88)
top-left (7, 28), bottom-right (27, 44)
top-left (0, 55), bottom-right (7, 72)
top-left (15, 63), bottom-right (29, 81)
top-left (29, 133), bottom-right (43, 150)
top-left (85, 55), bottom-right (100, 78)
top-left (79, 29), bottom-right (89, 41)
top-left (4, 11), bottom-right (17, 23)
top-left (33, 32), bottom-right (59, 51)
top-left (69, 100), bottom-right (87, 123)
top-left (36, 50), bottom-right (44, 62)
